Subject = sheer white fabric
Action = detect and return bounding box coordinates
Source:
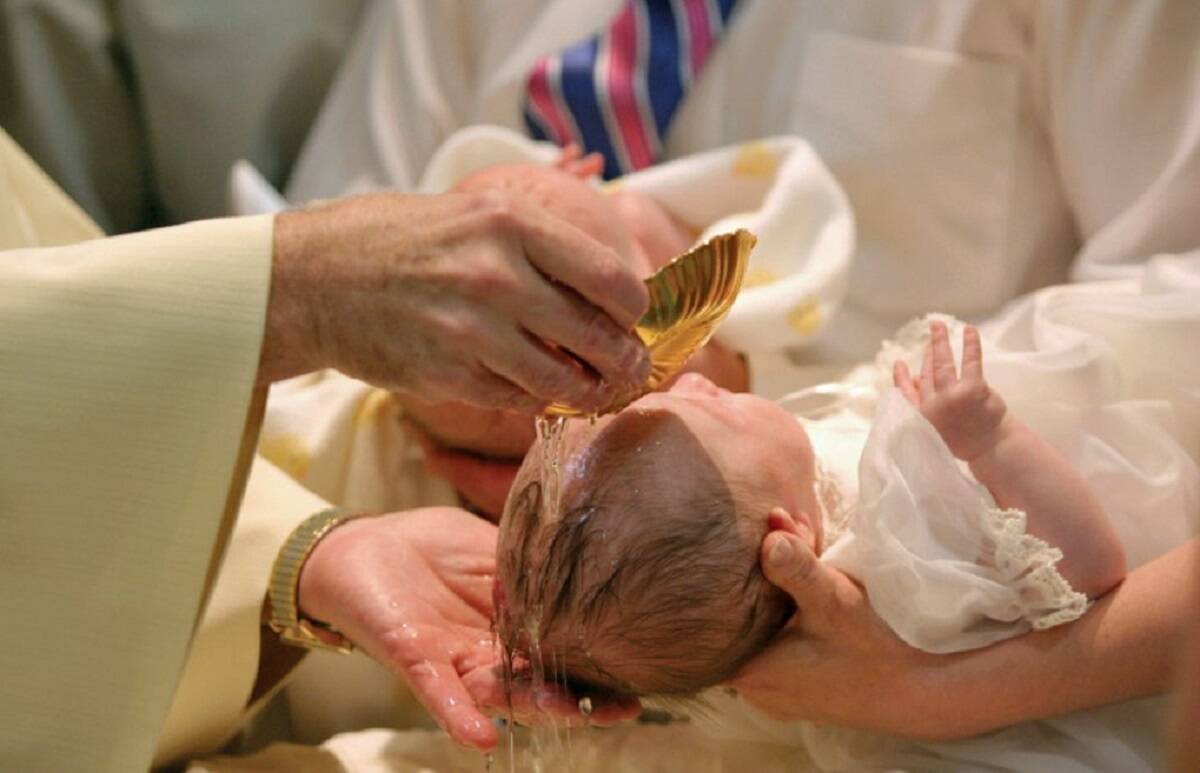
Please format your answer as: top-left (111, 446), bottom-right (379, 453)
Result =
top-left (822, 389), bottom-right (1088, 654)
top-left (703, 256), bottom-right (1200, 770)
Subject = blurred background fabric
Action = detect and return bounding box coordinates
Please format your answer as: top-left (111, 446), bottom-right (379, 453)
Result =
top-left (0, 0), bottom-right (365, 233)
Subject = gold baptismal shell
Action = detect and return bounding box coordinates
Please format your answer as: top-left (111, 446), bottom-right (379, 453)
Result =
top-left (547, 229), bottom-right (755, 417)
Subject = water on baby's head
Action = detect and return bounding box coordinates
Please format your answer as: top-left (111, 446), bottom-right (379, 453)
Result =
top-left (498, 413), bottom-right (585, 772)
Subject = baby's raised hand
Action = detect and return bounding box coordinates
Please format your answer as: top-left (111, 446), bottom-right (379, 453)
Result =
top-left (893, 322), bottom-right (1009, 462)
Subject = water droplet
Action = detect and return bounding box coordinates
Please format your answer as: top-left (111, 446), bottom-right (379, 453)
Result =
top-left (411, 659), bottom-right (438, 678)
top-left (578, 696), bottom-right (593, 716)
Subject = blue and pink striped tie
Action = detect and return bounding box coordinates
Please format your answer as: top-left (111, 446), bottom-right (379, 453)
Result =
top-left (523, 0), bottom-right (740, 179)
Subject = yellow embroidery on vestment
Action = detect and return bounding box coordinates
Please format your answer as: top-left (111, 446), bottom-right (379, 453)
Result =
top-left (732, 142), bottom-right (779, 178)
top-left (259, 433), bottom-right (312, 480)
top-left (787, 299), bottom-right (822, 335)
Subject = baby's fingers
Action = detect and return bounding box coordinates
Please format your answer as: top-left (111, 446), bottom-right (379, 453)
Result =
top-left (893, 360), bottom-right (921, 406)
top-left (555, 143), bottom-right (583, 168)
top-left (556, 144), bottom-right (605, 179)
top-left (919, 341), bottom-right (936, 402)
top-left (568, 152), bottom-right (605, 179)
top-left (929, 322), bottom-right (958, 390)
top-left (961, 325), bottom-right (985, 383)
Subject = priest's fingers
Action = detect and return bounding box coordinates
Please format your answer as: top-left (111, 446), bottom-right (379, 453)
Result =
top-left (478, 328), bottom-right (610, 412)
top-left (401, 659), bottom-right (499, 751)
top-left (516, 206), bottom-right (649, 329)
top-left (518, 281), bottom-right (650, 394)
top-left (435, 363), bottom-right (547, 416)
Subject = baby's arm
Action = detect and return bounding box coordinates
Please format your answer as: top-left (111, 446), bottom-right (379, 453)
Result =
top-left (893, 321), bottom-right (1126, 598)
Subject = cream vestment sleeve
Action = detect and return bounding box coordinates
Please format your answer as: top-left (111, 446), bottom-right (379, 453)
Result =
top-left (0, 129), bottom-right (273, 772)
top-left (154, 456), bottom-right (331, 767)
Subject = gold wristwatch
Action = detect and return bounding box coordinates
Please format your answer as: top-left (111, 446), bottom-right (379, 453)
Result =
top-left (267, 507), bottom-right (360, 653)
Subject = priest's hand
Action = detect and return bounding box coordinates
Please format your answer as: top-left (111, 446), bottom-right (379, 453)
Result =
top-left (295, 507), bottom-right (639, 751)
top-left (260, 191), bottom-right (651, 413)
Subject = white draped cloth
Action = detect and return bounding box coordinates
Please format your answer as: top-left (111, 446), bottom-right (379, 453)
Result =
top-left (696, 255), bottom-right (1200, 772)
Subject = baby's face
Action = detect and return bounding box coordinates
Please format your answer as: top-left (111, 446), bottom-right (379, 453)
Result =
top-left (522, 373), bottom-right (818, 531)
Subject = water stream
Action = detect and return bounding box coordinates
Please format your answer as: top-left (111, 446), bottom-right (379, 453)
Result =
top-left (494, 414), bottom-right (578, 771)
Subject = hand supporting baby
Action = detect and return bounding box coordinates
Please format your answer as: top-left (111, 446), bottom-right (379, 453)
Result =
top-left (296, 506), bottom-right (639, 750)
top-left (727, 508), bottom-right (951, 738)
top-left (732, 320), bottom-right (1129, 740)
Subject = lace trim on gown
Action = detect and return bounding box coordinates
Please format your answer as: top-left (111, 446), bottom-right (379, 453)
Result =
top-left (978, 506), bottom-right (1090, 630)
top-left (813, 460), bottom-right (851, 548)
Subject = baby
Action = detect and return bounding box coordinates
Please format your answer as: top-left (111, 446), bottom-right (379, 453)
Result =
top-left (494, 321), bottom-right (1128, 698)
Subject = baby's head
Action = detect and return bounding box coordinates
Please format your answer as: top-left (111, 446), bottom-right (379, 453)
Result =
top-left (495, 374), bottom-right (820, 697)
top-left (452, 164), bottom-right (653, 276)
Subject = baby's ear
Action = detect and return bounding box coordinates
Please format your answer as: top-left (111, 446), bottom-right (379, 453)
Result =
top-left (766, 507), bottom-right (815, 551)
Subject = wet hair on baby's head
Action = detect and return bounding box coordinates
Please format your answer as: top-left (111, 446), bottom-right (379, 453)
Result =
top-left (495, 410), bottom-right (793, 697)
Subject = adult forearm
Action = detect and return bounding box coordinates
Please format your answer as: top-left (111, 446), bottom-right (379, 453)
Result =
top-left (257, 209), bottom-right (322, 385)
top-left (921, 539), bottom-right (1195, 740)
top-left (253, 194), bottom-right (651, 412)
top-left (1168, 546), bottom-right (1200, 770)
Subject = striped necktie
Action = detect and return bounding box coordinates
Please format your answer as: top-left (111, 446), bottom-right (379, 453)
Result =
top-left (523, 0), bottom-right (740, 179)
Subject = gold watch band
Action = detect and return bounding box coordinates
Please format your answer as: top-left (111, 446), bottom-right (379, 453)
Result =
top-left (267, 507), bottom-right (360, 653)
